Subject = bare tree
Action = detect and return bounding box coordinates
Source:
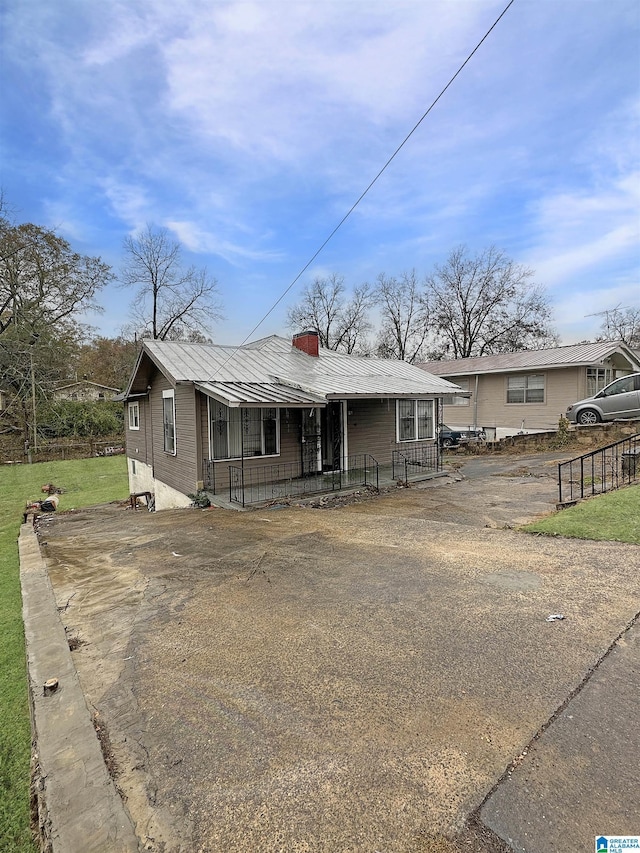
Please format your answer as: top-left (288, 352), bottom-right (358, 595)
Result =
top-left (426, 245), bottom-right (556, 359)
top-left (374, 270), bottom-right (430, 362)
top-left (597, 306), bottom-right (640, 349)
top-left (287, 274), bottom-right (372, 353)
top-left (121, 225), bottom-right (222, 341)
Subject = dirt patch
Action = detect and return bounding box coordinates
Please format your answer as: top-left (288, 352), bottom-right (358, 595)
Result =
top-left (65, 632), bottom-right (85, 651)
top-left (492, 465), bottom-right (544, 478)
top-left (38, 453), bottom-right (640, 852)
top-left (92, 711), bottom-right (120, 780)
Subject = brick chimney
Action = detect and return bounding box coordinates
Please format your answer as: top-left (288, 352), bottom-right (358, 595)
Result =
top-left (292, 330), bottom-right (319, 357)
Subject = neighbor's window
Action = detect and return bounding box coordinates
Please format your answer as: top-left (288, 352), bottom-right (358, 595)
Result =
top-left (210, 402), bottom-right (278, 459)
top-left (128, 401), bottom-right (140, 430)
top-left (450, 378), bottom-right (469, 406)
top-left (397, 399), bottom-right (434, 442)
top-left (162, 390), bottom-right (176, 454)
top-left (586, 367), bottom-right (611, 396)
top-left (507, 374), bottom-right (545, 404)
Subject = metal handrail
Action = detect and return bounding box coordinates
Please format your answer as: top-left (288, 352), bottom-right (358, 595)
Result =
top-left (227, 453), bottom-right (379, 506)
top-left (392, 443), bottom-right (441, 482)
top-left (558, 433), bottom-right (640, 503)
top-left (202, 458), bottom-right (216, 494)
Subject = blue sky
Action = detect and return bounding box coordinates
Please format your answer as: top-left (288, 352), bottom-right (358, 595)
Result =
top-left (1, 0), bottom-right (639, 346)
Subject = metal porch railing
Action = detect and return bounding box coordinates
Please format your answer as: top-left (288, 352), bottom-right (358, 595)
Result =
top-left (203, 458), bottom-right (216, 494)
top-left (558, 433), bottom-right (640, 504)
top-left (228, 454), bottom-right (379, 506)
top-left (392, 444), bottom-right (441, 482)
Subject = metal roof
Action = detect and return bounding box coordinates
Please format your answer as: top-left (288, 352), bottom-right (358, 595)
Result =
top-left (194, 381), bottom-right (326, 408)
top-left (55, 380), bottom-right (122, 393)
top-left (129, 335), bottom-right (460, 401)
top-left (418, 340), bottom-right (640, 377)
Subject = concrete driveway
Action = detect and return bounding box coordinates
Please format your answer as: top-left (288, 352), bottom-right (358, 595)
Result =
top-left (37, 453), bottom-right (640, 852)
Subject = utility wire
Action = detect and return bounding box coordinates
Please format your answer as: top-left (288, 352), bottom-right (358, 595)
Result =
top-left (210, 0), bottom-right (517, 379)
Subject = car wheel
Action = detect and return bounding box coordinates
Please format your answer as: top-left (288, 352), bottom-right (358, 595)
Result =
top-left (442, 437), bottom-right (454, 448)
top-left (577, 408), bottom-right (600, 425)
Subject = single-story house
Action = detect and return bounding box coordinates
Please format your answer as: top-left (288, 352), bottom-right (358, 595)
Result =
top-left (418, 340), bottom-right (640, 435)
top-left (122, 331), bottom-right (462, 509)
top-left (53, 380), bottom-right (122, 402)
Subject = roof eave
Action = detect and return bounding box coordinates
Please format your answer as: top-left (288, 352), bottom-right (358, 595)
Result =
top-left (325, 391), bottom-right (454, 400)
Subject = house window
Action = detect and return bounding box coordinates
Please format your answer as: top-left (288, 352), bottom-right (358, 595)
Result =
top-left (163, 390), bottom-right (176, 454)
top-left (586, 367), bottom-right (611, 396)
top-left (128, 401), bottom-right (140, 430)
top-left (507, 374), bottom-right (545, 404)
top-left (450, 378), bottom-right (469, 406)
top-left (209, 401), bottom-right (279, 459)
top-left (397, 399), bottom-right (434, 442)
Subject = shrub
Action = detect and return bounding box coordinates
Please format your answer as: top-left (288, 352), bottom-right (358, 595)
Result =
top-left (38, 401), bottom-right (124, 438)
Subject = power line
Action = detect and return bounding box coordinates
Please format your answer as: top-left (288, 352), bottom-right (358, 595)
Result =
top-left (210, 0), bottom-right (517, 379)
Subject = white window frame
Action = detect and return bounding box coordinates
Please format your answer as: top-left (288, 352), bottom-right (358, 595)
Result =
top-left (396, 399), bottom-right (435, 443)
top-left (506, 374), bottom-right (545, 404)
top-left (450, 378), bottom-right (470, 406)
top-left (586, 367), bottom-right (612, 397)
top-left (162, 389), bottom-right (176, 455)
top-left (128, 401), bottom-right (140, 430)
top-left (208, 400), bottom-right (280, 461)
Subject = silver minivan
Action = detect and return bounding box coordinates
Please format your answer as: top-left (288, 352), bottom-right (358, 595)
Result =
top-left (566, 373), bottom-right (640, 424)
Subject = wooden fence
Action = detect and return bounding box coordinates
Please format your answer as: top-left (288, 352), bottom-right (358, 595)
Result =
top-left (0, 435), bottom-right (125, 465)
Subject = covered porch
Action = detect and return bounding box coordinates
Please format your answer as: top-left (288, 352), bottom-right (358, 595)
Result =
top-left (203, 442), bottom-right (443, 507)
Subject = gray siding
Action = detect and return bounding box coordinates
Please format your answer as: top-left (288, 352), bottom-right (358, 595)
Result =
top-left (125, 396), bottom-right (151, 465)
top-left (346, 398), bottom-right (436, 465)
top-left (201, 402), bottom-right (304, 493)
top-left (152, 377), bottom-right (200, 496)
top-left (159, 391), bottom-right (440, 497)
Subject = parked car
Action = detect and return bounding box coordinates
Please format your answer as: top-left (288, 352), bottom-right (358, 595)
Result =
top-left (439, 424), bottom-right (486, 448)
top-left (566, 373), bottom-right (640, 425)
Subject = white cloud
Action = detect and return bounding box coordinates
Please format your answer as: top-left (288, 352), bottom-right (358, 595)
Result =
top-left (159, 1), bottom-right (497, 165)
top-left (525, 168), bottom-right (640, 287)
top-left (3, 0), bottom-right (639, 349)
top-left (532, 223), bottom-right (638, 287)
top-left (165, 219), bottom-right (284, 264)
top-left (99, 179), bottom-right (151, 231)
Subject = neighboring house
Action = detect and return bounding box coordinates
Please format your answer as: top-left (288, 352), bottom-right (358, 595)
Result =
top-left (418, 340), bottom-right (640, 435)
top-left (53, 380), bottom-right (122, 402)
top-left (122, 331), bottom-right (462, 510)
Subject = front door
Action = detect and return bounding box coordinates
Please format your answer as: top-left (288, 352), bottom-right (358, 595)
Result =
top-left (321, 401), bottom-right (342, 471)
top-left (301, 408), bottom-right (322, 475)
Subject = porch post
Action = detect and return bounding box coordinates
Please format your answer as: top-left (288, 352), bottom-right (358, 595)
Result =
top-left (341, 400), bottom-right (348, 469)
top-left (240, 407), bottom-right (245, 505)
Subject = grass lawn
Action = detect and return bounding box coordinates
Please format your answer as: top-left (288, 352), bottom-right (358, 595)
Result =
top-left (524, 483), bottom-right (640, 544)
top-left (0, 455), bottom-right (128, 852)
